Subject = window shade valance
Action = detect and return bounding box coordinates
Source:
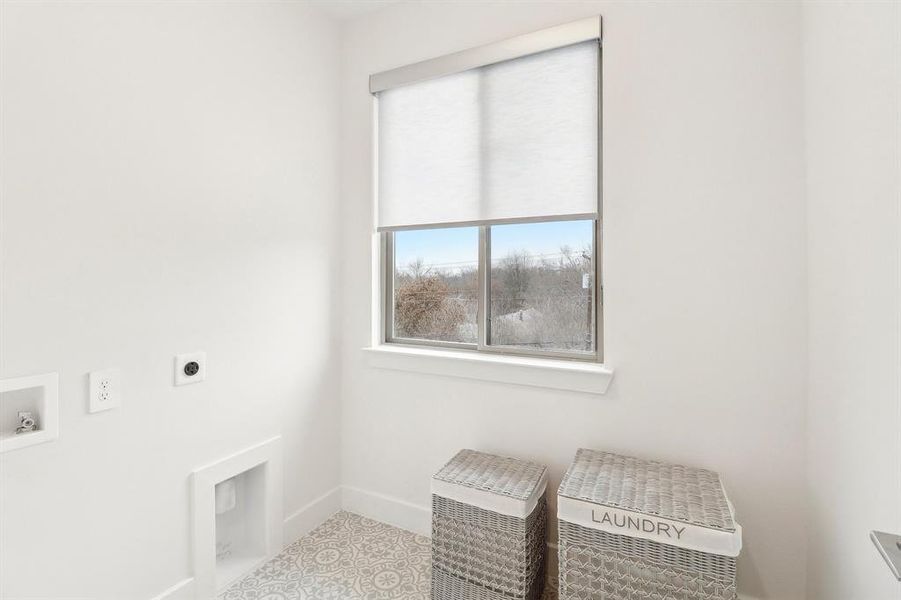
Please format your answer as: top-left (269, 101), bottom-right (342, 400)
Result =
top-left (375, 39), bottom-right (599, 231)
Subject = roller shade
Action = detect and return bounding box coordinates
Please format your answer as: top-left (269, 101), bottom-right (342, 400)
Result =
top-left (376, 40), bottom-right (599, 231)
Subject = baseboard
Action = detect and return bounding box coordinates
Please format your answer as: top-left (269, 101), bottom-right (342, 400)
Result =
top-left (283, 486), bottom-right (342, 542)
top-left (341, 485), bottom-right (431, 537)
top-left (149, 577), bottom-right (194, 600)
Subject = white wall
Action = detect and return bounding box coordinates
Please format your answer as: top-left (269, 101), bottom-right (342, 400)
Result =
top-left (804, 2), bottom-right (901, 599)
top-left (339, 3), bottom-right (808, 599)
top-left (0, 2), bottom-right (341, 598)
top-left (7, 2), bottom-right (895, 598)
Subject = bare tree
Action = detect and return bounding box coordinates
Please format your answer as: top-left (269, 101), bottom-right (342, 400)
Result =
top-left (405, 258), bottom-right (430, 280)
top-left (496, 251), bottom-right (532, 314)
top-left (491, 244), bottom-right (593, 351)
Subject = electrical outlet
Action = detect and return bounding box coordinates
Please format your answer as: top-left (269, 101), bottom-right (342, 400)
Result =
top-left (89, 368), bottom-right (121, 413)
top-left (174, 351), bottom-right (206, 386)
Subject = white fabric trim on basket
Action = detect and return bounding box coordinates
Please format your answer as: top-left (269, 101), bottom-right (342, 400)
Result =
top-left (557, 495), bottom-right (743, 557)
top-left (431, 470), bottom-right (549, 519)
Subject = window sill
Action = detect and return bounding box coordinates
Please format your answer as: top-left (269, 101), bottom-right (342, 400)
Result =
top-left (363, 345), bottom-right (614, 395)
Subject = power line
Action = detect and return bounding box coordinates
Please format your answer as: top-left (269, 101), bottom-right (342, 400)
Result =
top-left (397, 250), bottom-right (590, 270)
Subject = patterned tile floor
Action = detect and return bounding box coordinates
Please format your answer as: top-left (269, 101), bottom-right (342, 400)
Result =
top-left (221, 511), bottom-right (558, 600)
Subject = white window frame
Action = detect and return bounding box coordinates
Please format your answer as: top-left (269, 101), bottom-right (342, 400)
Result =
top-left (371, 16), bottom-right (604, 365)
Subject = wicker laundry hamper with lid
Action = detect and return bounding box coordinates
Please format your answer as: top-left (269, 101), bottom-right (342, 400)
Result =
top-left (557, 449), bottom-right (742, 600)
top-left (431, 449), bottom-right (549, 600)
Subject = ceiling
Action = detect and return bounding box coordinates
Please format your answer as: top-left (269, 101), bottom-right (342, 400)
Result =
top-left (309, 0), bottom-right (402, 20)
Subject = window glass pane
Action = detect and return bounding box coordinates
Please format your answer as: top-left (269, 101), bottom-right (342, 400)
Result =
top-left (489, 220), bottom-right (595, 353)
top-left (393, 227), bottom-right (478, 344)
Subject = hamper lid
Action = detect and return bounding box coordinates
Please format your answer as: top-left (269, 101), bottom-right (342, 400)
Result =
top-left (557, 449), bottom-right (742, 557)
top-left (431, 449), bottom-right (548, 519)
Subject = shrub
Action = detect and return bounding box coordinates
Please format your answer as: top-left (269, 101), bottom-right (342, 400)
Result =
top-left (395, 276), bottom-right (465, 340)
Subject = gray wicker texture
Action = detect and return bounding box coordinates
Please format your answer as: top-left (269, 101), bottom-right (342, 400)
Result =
top-left (433, 449), bottom-right (547, 501)
top-left (432, 562), bottom-right (546, 600)
top-left (558, 449), bottom-right (735, 531)
top-left (558, 449), bottom-right (738, 600)
top-left (432, 450), bottom-right (548, 600)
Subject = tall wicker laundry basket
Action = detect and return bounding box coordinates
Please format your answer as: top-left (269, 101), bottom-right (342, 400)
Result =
top-left (557, 449), bottom-right (742, 600)
top-left (431, 449), bottom-right (548, 600)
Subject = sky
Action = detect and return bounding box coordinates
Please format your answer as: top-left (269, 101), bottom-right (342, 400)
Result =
top-left (394, 219), bottom-right (593, 273)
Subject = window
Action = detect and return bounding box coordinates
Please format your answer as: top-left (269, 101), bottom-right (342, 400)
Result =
top-left (373, 18), bottom-right (602, 362)
top-left (386, 219), bottom-right (598, 359)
